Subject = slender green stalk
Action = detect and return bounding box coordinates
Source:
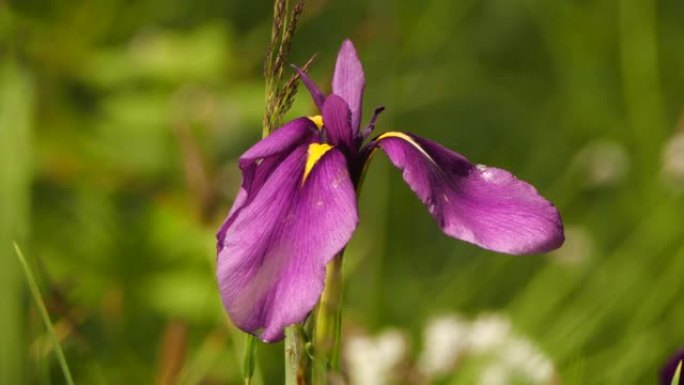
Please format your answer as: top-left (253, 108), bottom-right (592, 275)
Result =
top-left (242, 334), bottom-right (257, 385)
top-left (672, 361), bottom-right (682, 385)
top-left (13, 243), bottom-right (75, 385)
top-left (312, 250), bottom-right (345, 384)
top-left (284, 326), bottom-right (308, 385)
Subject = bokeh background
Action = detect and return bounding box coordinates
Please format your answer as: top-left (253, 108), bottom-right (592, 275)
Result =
top-left (2, 0), bottom-right (684, 383)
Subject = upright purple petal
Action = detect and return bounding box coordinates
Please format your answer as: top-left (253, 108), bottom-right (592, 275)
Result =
top-left (217, 144), bottom-right (358, 342)
top-left (332, 39), bottom-right (365, 132)
top-left (293, 65), bottom-right (326, 111)
top-left (216, 117), bottom-right (317, 248)
top-left (322, 94), bottom-right (354, 150)
top-left (373, 132), bottom-right (564, 255)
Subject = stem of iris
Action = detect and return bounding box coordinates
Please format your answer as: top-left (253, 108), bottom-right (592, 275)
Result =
top-left (312, 248), bottom-right (346, 383)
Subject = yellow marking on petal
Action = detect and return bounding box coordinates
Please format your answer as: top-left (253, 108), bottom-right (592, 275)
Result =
top-left (308, 115), bottom-right (324, 130)
top-left (377, 131), bottom-right (436, 164)
top-left (378, 131), bottom-right (420, 147)
top-left (303, 143), bottom-right (333, 183)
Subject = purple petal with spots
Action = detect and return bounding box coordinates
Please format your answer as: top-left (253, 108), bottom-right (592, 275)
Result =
top-left (216, 117), bottom-right (317, 248)
top-left (216, 144), bottom-right (358, 342)
top-left (293, 65), bottom-right (325, 111)
top-left (332, 39), bottom-right (365, 132)
top-left (374, 132), bottom-right (564, 255)
top-left (322, 94), bottom-right (354, 150)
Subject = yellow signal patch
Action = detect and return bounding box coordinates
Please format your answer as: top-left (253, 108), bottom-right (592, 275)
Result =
top-left (303, 143), bottom-right (333, 183)
top-left (308, 115), bottom-right (324, 130)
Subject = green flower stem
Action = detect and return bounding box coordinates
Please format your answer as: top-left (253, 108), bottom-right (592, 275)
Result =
top-left (284, 325), bottom-right (308, 385)
top-left (242, 334), bottom-right (257, 385)
top-left (312, 249), bottom-right (346, 383)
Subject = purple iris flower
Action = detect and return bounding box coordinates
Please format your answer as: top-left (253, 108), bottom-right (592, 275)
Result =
top-left (216, 40), bottom-right (564, 342)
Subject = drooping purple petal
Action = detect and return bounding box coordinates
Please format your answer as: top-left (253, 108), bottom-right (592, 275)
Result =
top-left (373, 132), bottom-right (564, 255)
top-left (332, 39), bottom-right (365, 132)
top-left (216, 117), bottom-right (317, 249)
top-left (293, 65), bottom-right (325, 111)
top-left (217, 144), bottom-right (358, 342)
top-left (322, 94), bottom-right (354, 150)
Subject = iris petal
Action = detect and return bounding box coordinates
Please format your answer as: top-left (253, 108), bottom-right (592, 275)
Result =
top-left (374, 132), bottom-right (564, 255)
top-left (293, 65), bottom-right (326, 112)
top-left (216, 117), bottom-right (317, 248)
top-left (332, 40), bottom-right (365, 132)
top-left (322, 94), bottom-right (354, 151)
top-left (216, 144), bottom-right (358, 342)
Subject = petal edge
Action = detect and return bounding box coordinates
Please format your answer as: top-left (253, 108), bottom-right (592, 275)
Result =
top-left (374, 132), bottom-right (564, 255)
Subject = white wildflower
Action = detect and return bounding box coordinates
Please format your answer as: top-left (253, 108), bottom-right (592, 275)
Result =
top-left (418, 314), bottom-right (470, 376)
top-left (344, 329), bottom-right (407, 385)
top-left (467, 314), bottom-right (511, 353)
top-left (419, 313), bottom-right (556, 384)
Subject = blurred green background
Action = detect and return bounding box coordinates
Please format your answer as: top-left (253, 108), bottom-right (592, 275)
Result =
top-left (1, 0), bottom-right (684, 383)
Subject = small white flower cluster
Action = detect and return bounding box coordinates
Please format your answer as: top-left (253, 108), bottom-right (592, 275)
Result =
top-left (344, 329), bottom-right (407, 385)
top-left (418, 314), bottom-right (471, 376)
top-left (343, 313), bottom-right (555, 385)
top-left (418, 314), bottom-right (555, 385)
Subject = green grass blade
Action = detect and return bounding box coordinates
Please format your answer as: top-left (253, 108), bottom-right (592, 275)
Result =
top-left (672, 360), bottom-right (682, 385)
top-left (1, 53), bottom-right (33, 385)
top-left (13, 243), bottom-right (75, 385)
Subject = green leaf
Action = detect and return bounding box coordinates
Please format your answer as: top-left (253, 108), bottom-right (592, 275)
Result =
top-left (0, 56), bottom-right (33, 385)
